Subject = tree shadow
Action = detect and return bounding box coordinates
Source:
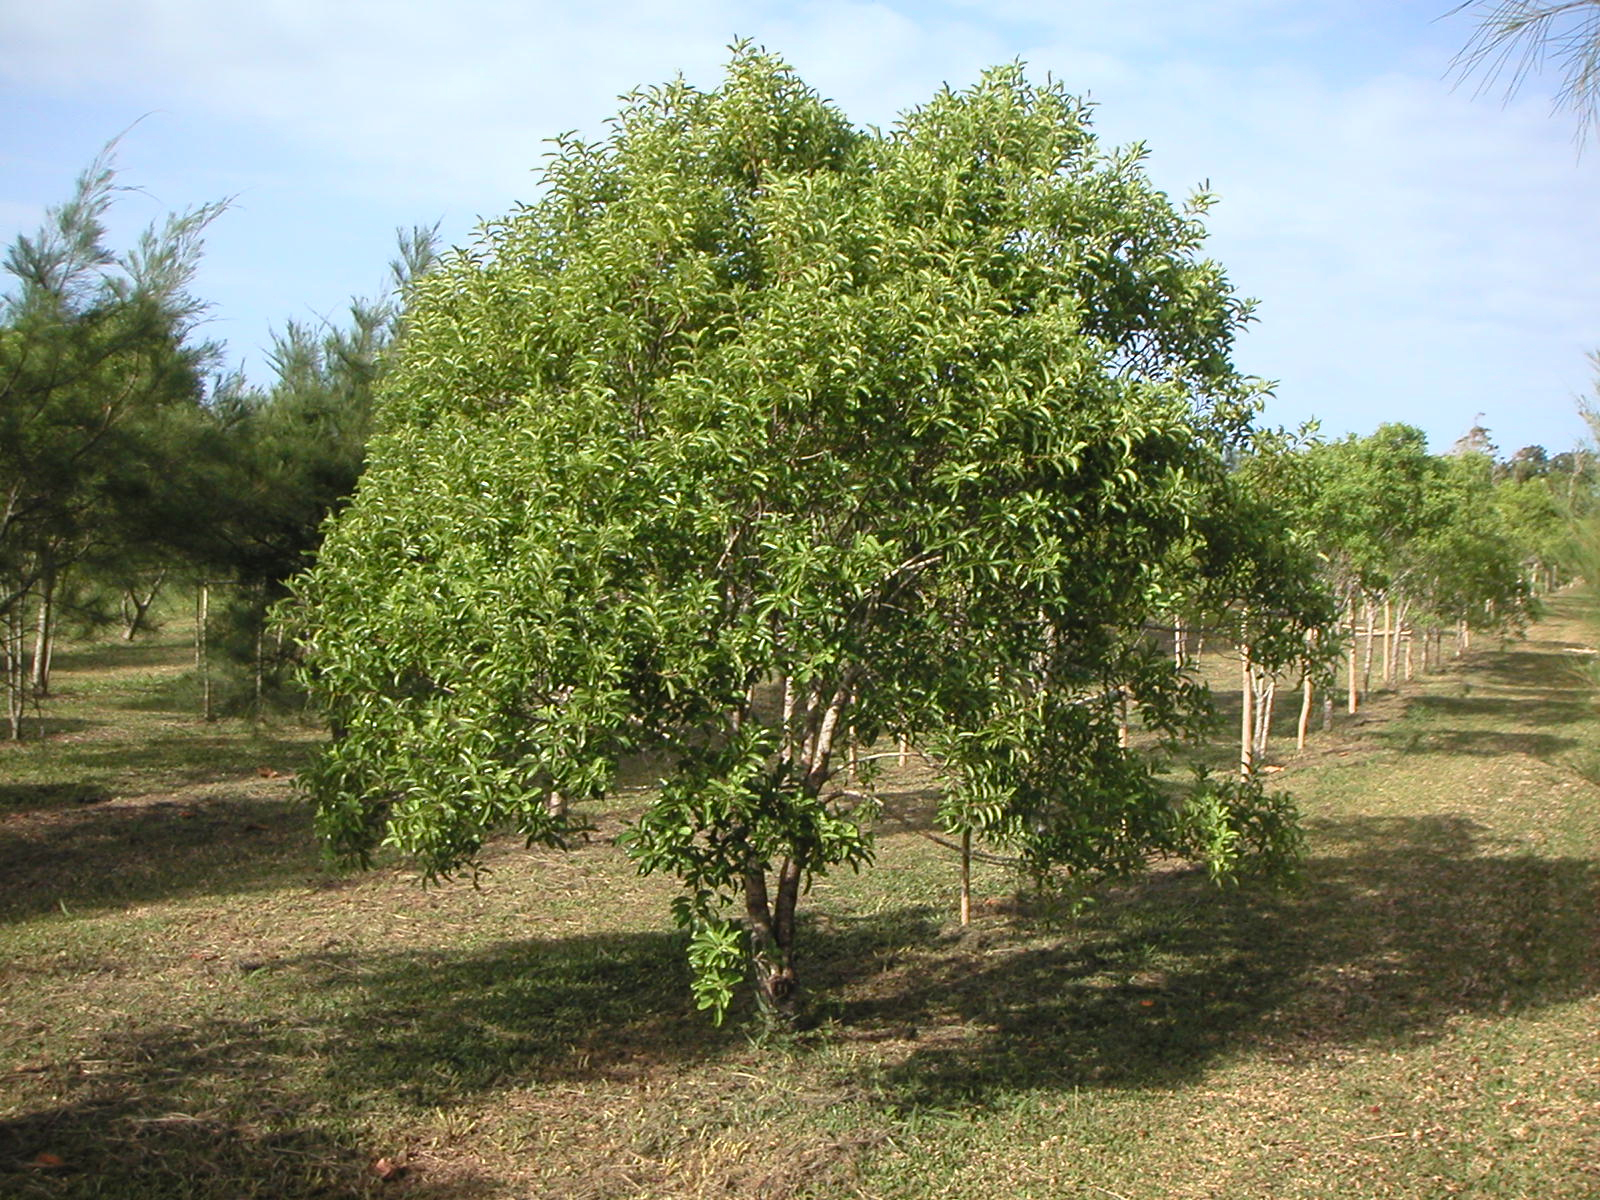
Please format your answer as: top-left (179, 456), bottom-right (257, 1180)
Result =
top-left (1476, 646), bottom-right (1595, 694)
top-left (0, 715), bottom-right (104, 739)
top-left (46, 638), bottom-right (186, 676)
top-left (55, 728), bottom-right (312, 785)
top-left (6, 811), bottom-right (1596, 1187)
top-left (0, 789), bottom-right (326, 923)
top-left (298, 929), bottom-right (739, 1100)
top-left (0, 1064), bottom-right (492, 1199)
top-left (0, 781), bottom-right (114, 812)
top-left (0, 929), bottom-right (729, 1197)
top-left (874, 782), bottom-right (946, 836)
top-left (834, 813), bottom-right (1600, 1109)
top-left (1384, 725), bottom-right (1580, 759)
top-left (1406, 693), bottom-right (1591, 727)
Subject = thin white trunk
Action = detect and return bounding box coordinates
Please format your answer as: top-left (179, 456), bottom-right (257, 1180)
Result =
top-left (1253, 676), bottom-right (1275, 760)
top-left (1239, 646), bottom-right (1254, 779)
top-left (29, 581), bottom-right (52, 697)
top-left (1297, 672), bottom-right (1313, 752)
top-left (1382, 596), bottom-right (1394, 686)
top-left (1347, 600), bottom-right (1359, 715)
top-left (959, 829), bottom-right (972, 927)
top-left (4, 602), bottom-right (24, 740)
top-left (199, 582), bottom-right (213, 723)
top-left (1362, 598), bottom-right (1376, 697)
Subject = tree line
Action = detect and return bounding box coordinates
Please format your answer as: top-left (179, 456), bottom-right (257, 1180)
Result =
top-left (0, 143), bottom-right (436, 736)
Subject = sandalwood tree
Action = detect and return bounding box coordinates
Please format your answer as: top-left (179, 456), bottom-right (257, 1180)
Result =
top-left (289, 50), bottom-right (1303, 1023)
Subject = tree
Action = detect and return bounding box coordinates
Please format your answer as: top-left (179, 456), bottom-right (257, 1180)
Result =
top-left (1228, 427), bottom-right (1341, 758)
top-left (0, 145), bottom-right (224, 731)
top-left (289, 49), bottom-right (1305, 1024)
top-left (1450, 2), bottom-right (1600, 140)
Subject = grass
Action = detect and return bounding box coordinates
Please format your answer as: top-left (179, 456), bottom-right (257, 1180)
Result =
top-left (3, 596), bottom-right (1599, 1197)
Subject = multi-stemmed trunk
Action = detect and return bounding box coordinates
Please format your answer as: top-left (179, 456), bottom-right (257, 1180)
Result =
top-left (744, 854), bottom-right (804, 1024)
top-left (746, 666), bottom-right (860, 1025)
top-left (120, 569), bottom-right (167, 641)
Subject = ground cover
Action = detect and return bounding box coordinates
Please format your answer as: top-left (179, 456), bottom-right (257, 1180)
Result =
top-left (2, 597), bottom-right (1597, 1198)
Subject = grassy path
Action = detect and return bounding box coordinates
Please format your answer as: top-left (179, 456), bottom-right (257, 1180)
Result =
top-left (1, 597), bottom-right (1597, 1198)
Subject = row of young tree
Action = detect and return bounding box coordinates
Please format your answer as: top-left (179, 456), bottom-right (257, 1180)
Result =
top-left (4, 51), bottom-right (1593, 1025)
top-left (0, 144), bottom-right (436, 736)
top-left (1227, 420), bottom-right (1589, 771)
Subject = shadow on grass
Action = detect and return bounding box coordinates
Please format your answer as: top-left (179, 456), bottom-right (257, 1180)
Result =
top-left (303, 929), bottom-right (736, 1100)
top-left (0, 929), bottom-right (724, 1198)
top-left (0, 781), bottom-right (113, 812)
top-left (0, 1094), bottom-right (483, 1200)
top-left (1405, 693), bottom-right (1591, 727)
top-left (47, 637), bottom-right (186, 677)
top-left (0, 715), bottom-right (104, 740)
top-left (837, 813), bottom-right (1600, 1109)
top-left (0, 790), bottom-right (324, 924)
top-left (49, 727), bottom-right (312, 786)
top-left (1476, 645), bottom-right (1596, 694)
top-left (1383, 725), bottom-right (1581, 759)
top-left (4, 816), bottom-right (1597, 1192)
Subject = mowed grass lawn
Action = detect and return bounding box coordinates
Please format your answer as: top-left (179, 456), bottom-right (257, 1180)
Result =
top-left (2, 596), bottom-right (1598, 1199)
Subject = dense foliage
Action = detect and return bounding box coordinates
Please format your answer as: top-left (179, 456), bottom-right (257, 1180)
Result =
top-left (289, 50), bottom-right (1317, 1021)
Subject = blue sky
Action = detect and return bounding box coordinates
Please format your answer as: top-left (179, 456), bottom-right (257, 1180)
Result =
top-left (4, 0), bottom-right (1598, 455)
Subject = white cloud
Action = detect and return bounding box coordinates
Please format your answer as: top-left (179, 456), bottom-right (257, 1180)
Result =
top-left (3, 0), bottom-right (1596, 448)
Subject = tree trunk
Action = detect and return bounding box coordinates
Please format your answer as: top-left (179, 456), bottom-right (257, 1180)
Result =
top-left (1376, 595), bottom-right (1388, 684)
top-left (1347, 600), bottom-right (1359, 715)
top-left (959, 829), bottom-right (972, 927)
top-left (1362, 598), bottom-right (1376, 697)
top-left (29, 573), bottom-right (54, 698)
top-left (121, 568), bottom-right (167, 641)
top-left (747, 666), bottom-right (859, 1027)
top-left (745, 855), bottom-right (802, 1026)
top-left (1297, 672), bottom-right (1313, 752)
top-left (1253, 674), bottom-right (1275, 761)
top-left (4, 600), bottom-right (24, 740)
top-left (198, 581), bottom-right (213, 722)
top-left (1239, 645), bottom-right (1254, 779)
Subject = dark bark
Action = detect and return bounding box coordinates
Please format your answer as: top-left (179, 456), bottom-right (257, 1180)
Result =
top-left (744, 855), bottom-right (801, 1025)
